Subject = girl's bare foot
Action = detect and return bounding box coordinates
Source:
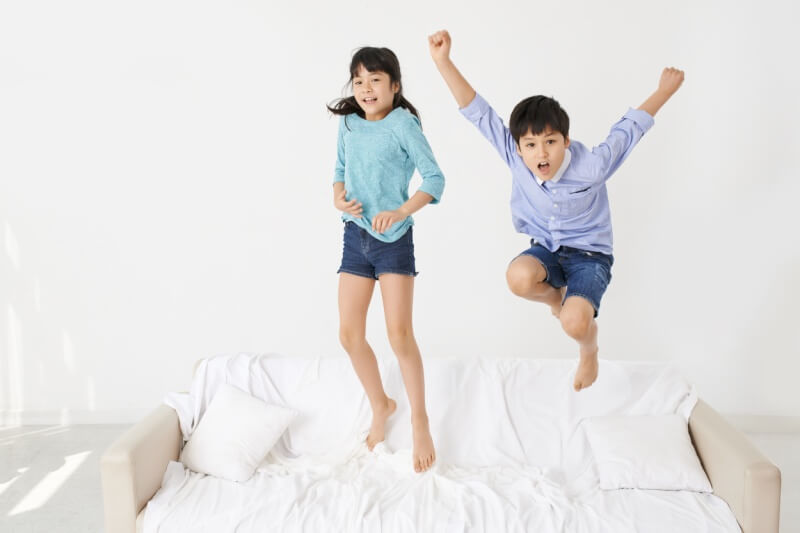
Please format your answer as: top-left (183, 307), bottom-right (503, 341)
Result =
top-left (411, 415), bottom-right (436, 473)
top-left (366, 398), bottom-right (396, 450)
top-left (573, 347), bottom-right (599, 391)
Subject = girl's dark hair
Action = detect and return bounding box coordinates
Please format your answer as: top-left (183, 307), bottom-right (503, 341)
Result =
top-left (327, 47), bottom-right (420, 126)
top-left (509, 95), bottom-right (569, 144)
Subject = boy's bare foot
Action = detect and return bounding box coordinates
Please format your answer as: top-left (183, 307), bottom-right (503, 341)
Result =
top-left (366, 398), bottom-right (396, 450)
top-left (573, 347), bottom-right (599, 391)
top-left (411, 415), bottom-right (436, 473)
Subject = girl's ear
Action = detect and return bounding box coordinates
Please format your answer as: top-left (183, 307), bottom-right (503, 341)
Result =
top-left (392, 81), bottom-right (400, 94)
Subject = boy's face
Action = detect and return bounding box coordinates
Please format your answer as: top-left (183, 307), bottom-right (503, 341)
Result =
top-left (352, 65), bottom-right (399, 121)
top-left (516, 127), bottom-right (570, 181)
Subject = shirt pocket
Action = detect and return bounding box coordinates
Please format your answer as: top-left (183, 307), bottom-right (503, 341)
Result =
top-left (563, 186), bottom-right (595, 216)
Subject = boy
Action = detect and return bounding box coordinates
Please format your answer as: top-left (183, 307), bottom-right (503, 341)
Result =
top-left (428, 30), bottom-right (684, 391)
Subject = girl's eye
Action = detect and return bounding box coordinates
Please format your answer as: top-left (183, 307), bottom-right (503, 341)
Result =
top-left (354, 81), bottom-right (362, 85)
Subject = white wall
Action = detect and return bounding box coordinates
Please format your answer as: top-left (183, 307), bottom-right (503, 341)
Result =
top-left (1, 0), bottom-right (798, 424)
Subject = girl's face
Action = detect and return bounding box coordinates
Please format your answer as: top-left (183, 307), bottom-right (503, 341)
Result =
top-left (352, 65), bottom-right (399, 121)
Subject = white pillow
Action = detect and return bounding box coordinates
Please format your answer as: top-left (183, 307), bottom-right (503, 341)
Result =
top-left (583, 414), bottom-right (712, 492)
top-left (180, 384), bottom-right (297, 482)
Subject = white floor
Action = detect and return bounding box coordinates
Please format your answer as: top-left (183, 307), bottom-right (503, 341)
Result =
top-left (0, 425), bottom-right (797, 533)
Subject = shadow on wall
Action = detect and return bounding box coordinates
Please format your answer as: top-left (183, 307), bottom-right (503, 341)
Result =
top-left (735, 257), bottom-right (800, 417)
top-left (1, 220), bottom-right (95, 426)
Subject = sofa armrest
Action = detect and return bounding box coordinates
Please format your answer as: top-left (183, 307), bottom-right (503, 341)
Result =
top-left (689, 399), bottom-right (781, 533)
top-left (101, 405), bottom-right (182, 533)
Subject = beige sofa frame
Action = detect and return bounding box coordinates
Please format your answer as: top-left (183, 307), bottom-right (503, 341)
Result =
top-left (101, 399), bottom-right (781, 533)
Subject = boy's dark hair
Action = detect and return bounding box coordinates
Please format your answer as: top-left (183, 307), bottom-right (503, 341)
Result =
top-left (509, 95), bottom-right (569, 144)
top-left (327, 46), bottom-right (421, 127)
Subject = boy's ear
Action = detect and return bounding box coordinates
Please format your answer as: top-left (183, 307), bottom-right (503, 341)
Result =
top-left (515, 141), bottom-right (522, 156)
top-left (564, 136), bottom-right (570, 148)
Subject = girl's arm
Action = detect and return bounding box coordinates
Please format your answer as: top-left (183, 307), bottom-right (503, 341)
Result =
top-left (428, 30), bottom-right (476, 108)
top-left (333, 181), bottom-right (363, 218)
top-left (637, 67), bottom-right (684, 117)
top-left (373, 115), bottom-right (444, 234)
top-left (372, 192), bottom-right (433, 234)
top-left (332, 118), bottom-right (363, 218)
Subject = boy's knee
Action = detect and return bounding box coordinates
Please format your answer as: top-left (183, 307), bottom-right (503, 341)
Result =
top-left (560, 311), bottom-right (592, 339)
top-left (506, 257), bottom-right (546, 296)
top-left (506, 272), bottom-right (533, 296)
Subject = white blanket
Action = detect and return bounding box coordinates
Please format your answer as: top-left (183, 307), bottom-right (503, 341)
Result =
top-left (144, 354), bottom-right (740, 532)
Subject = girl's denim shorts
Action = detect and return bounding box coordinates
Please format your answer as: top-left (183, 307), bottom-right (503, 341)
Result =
top-left (337, 221), bottom-right (418, 280)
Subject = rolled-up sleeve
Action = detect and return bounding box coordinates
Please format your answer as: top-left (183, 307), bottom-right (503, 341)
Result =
top-left (459, 93), bottom-right (519, 169)
top-left (333, 117), bottom-right (346, 184)
top-left (397, 117), bottom-right (445, 204)
top-left (590, 108), bottom-right (655, 182)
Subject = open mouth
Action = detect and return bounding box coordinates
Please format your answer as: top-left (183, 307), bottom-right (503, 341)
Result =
top-left (538, 162), bottom-right (550, 173)
top-left (363, 97), bottom-right (377, 104)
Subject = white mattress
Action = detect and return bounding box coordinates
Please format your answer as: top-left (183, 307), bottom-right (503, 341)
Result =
top-left (143, 354), bottom-right (740, 532)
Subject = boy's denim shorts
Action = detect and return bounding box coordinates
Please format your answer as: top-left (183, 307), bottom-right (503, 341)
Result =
top-left (337, 221), bottom-right (418, 280)
top-left (517, 241), bottom-right (614, 317)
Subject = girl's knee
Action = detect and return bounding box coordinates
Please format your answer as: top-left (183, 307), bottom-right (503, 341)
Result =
top-left (386, 325), bottom-right (415, 353)
top-left (339, 327), bottom-right (366, 352)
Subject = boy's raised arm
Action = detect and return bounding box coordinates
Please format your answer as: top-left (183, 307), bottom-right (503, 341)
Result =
top-left (638, 67), bottom-right (685, 117)
top-left (429, 30), bottom-right (476, 109)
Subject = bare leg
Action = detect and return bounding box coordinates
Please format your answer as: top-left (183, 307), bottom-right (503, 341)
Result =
top-left (338, 273), bottom-right (396, 450)
top-left (506, 255), bottom-right (565, 317)
top-left (559, 296), bottom-right (599, 391)
top-left (378, 273), bottom-right (436, 473)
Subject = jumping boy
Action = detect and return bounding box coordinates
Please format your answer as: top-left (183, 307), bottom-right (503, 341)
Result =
top-left (428, 30), bottom-right (684, 391)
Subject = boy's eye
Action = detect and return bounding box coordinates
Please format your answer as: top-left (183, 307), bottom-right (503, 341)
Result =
top-left (372, 78), bottom-right (380, 83)
top-left (547, 140), bottom-right (555, 144)
top-left (526, 143), bottom-right (535, 148)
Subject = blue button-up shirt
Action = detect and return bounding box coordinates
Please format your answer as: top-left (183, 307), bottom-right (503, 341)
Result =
top-left (460, 93), bottom-right (654, 255)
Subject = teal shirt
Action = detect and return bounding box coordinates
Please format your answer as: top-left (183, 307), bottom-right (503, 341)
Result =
top-left (333, 107), bottom-right (445, 242)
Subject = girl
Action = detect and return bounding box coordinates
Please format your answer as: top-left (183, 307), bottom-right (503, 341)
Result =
top-left (328, 47), bottom-right (444, 473)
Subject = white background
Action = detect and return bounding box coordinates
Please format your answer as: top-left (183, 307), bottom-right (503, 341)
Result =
top-left (1, 0), bottom-right (798, 423)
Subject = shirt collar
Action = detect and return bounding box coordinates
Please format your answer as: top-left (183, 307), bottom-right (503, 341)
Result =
top-left (535, 148), bottom-right (572, 186)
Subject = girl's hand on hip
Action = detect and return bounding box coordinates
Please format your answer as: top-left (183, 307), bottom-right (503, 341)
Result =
top-left (372, 210), bottom-right (406, 234)
top-left (334, 188), bottom-right (363, 218)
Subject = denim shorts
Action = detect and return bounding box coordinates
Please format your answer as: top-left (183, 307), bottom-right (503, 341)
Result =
top-left (337, 221), bottom-right (418, 280)
top-left (518, 241), bottom-right (614, 317)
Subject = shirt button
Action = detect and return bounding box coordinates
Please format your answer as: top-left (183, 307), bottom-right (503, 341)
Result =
top-left (550, 216), bottom-right (555, 220)
top-left (553, 204), bottom-right (558, 208)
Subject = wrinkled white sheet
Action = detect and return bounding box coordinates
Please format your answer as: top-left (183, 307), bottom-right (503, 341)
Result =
top-left (144, 354), bottom-right (740, 532)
